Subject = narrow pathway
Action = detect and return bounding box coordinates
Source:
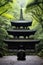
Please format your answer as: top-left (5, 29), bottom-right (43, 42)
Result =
top-left (0, 56), bottom-right (43, 65)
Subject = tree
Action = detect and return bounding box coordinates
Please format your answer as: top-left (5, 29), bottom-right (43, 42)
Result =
top-left (25, 0), bottom-right (43, 56)
top-left (26, 0), bottom-right (43, 27)
top-left (0, 0), bottom-right (14, 56)
top-left (25, 0), bottom-right (43, 39)
top-left (0, 0), bottom-right (20, 56)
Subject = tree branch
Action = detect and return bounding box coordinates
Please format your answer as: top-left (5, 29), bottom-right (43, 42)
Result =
top-left (26, 2), bottom-right (43, 8)
top-left (0, 10), bottom-right (8, 15)
top-left (38, 5), bottom-right (43, 10)
top-left (32, 15), bottom-right (39, 23)
top-left (0, 0), bottom-right (12, 7)
top-left (31, 11), bottom-right (39, 19)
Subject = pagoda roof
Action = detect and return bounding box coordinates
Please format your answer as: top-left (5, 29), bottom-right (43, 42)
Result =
top-left (4, 39), bottom-right (40, 49)
top-left (11, 21), bottom-right (32, 27)
top-left (4, 39), bottom-right (40, 44)
top-left (7, 30), bottom-right (36, 36)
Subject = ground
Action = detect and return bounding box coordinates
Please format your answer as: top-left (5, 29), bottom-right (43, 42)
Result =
top-left (0, 55), bottom-right (43, 65)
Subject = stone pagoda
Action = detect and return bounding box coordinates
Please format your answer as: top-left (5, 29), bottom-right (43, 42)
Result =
top-left (4, 9), bottom-right (40, 60)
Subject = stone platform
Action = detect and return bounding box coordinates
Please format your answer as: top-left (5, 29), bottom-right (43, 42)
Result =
top-left (0, 56), bottom-right (43, 65)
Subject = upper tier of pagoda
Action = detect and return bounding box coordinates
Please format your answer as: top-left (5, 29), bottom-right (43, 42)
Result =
top-left (11, 9), bottom-right (32, 27)
top-left (11, 21), bottom-right (32, 27)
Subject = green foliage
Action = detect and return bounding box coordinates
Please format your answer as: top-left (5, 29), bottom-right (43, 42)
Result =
top-left (0, 0), bottom-right (20, 56)
top-left (0, 16), bottom-right (10, 56)
top-left (25, 0), bottom-right (43, 40)
top-left (0, 44), bottom-right (8, 56)
top-left (25, 0), bottom-right (43, 57)
top-left (26, 0), bottom-right (43, 26)
top-left (0, 0), bottom-right (13, 15)
top-left (38, 49), bottom-right (43, 57)
top-left (2, 13), bottom-right (14, 19)
top-left (0, 0), bottom-right (17, 20)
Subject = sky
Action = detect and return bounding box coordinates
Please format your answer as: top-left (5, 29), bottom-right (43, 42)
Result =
top-left (16, 0), bottom-right (34, 8)
top-left (17, 0), bottom-right (27, 8)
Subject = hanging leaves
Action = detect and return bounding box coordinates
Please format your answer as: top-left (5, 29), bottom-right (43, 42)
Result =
top-left (0, 0), bottom-right (13, 16)
top-left (2, 13), bottom-right (14, 19)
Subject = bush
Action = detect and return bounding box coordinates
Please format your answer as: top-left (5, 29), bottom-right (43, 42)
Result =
top-left (0, 44), bottom-right (8, 57)
top-left (36, 41), bottom-right (43, 53)
top-left (0, 47), bottom-right (4, 57)
top-left (38, 49), bottom-right (43, 58)
top-left (0, 52), bottom-right (3, 57)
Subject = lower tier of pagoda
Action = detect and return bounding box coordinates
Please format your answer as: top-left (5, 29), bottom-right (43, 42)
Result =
top-left (4, 39), bottom-right (40, 50)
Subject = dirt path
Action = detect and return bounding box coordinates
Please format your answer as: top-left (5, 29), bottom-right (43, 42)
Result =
top-left (0, 56), bottom-right (43, 65)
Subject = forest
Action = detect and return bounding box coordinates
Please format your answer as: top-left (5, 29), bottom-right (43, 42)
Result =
top-left (0, 0), bottom-right (43, 57)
